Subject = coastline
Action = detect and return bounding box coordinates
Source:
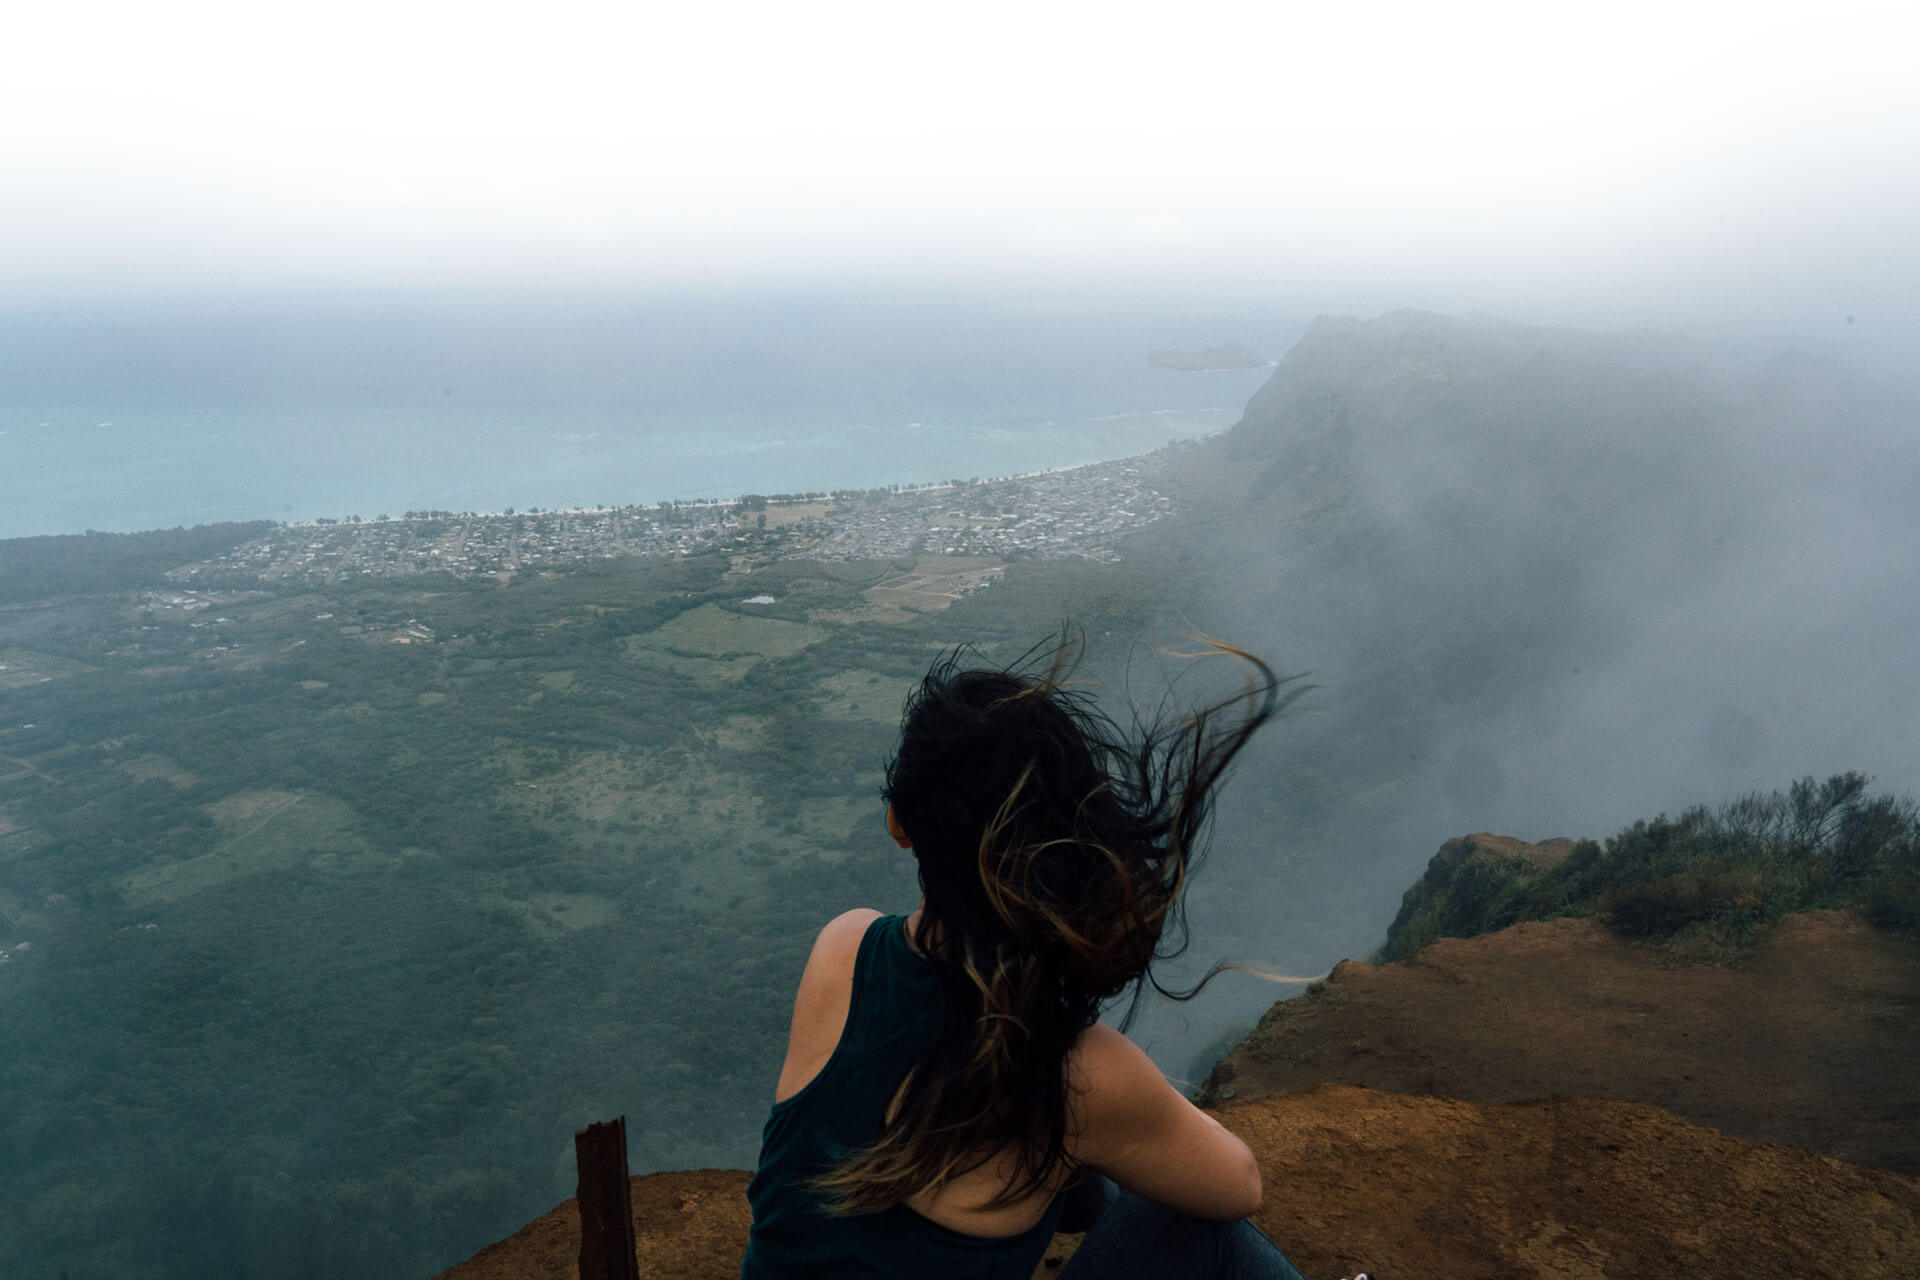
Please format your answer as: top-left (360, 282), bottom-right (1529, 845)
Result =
top-left (251, 434), bottom-right (1228, 537)
top-left (0, 397), bottom-right (1258, 543)
top-left (160, 433), bottom-right (1225, 585)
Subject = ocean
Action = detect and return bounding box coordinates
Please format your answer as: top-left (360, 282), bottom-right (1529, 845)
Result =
top-left (0, 289), bottom-right (1303, 540)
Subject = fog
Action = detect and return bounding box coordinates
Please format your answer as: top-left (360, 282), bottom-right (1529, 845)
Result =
top-left (7, 0), bottom-right (1918, 351)
top-left (1121, 313), bottom-right (1920, 1073)
top-left (4, 2), bottom-right (1919, 1274)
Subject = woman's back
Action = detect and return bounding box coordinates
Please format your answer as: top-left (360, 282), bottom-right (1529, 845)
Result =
top-left (742, 911), bottom-right (1066, 1278)
top-left (745, 907), bottom-right (1264, 1266)
top-left (741, 638), bottom-right (1301, 1278)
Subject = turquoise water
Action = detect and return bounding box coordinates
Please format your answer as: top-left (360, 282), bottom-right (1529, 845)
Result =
top-left (0, 291), bottom-right (1300, 538)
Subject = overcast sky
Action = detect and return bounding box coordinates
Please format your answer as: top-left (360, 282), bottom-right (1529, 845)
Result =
top-left (6, 0), bottom-right (1916, 329)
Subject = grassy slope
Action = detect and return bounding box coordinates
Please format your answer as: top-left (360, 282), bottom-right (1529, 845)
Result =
top-left (1377, 772), bottom-right (1920, 963)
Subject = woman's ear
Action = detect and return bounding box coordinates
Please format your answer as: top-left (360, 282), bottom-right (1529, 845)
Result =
top-left (885, 805), bottom-right (913, 849)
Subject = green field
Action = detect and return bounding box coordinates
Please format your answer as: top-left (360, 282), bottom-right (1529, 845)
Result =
top-left (0, 647), bottom-right (95, 689)
top-left (621, 602), bottom-right (829, 683)
top-left (812, 668), bottom-right (910, 723)
top-left (116, 790), bottom-right (368, 906)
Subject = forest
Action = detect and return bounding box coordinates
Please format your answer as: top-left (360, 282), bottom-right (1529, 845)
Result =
top-left (0, 519), bottom-right (1190, 1279)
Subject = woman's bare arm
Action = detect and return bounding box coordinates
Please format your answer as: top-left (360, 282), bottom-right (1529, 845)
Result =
top-left (1068, 1023), bottom-right (1262, 1221)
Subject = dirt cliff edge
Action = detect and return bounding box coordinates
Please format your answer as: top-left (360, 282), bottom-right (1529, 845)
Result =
top-left (437, 908), bottom-right (1920, 1279)
top-left (434, 1085), bottom-right (1920, 1280)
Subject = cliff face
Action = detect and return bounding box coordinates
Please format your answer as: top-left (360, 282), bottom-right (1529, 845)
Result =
top-left (1210, 309), bottom-right (1765, 606)
top-left (1201, 908), bottom-right (1920, 1176)
top-left (1134, 306), bottom-right (1908, 892)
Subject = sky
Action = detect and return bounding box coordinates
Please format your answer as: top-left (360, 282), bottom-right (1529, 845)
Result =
top-left (5, 0), bottom-right (1918, 333)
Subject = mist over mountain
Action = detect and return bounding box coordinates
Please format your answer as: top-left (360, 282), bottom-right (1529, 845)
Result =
top-left (1114, 310), bottom-right (1919, 1047)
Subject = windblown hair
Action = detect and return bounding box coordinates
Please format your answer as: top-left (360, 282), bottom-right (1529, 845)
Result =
top-left (812, 633), bottom-right (1295, 1215)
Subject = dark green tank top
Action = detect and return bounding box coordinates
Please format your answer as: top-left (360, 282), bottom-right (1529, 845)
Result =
top-left (740, 914), bottom-right (1063, 1279)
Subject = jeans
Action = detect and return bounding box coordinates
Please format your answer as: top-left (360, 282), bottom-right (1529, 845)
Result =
top-left (1055, 1178), bottom-right (1312, 1280)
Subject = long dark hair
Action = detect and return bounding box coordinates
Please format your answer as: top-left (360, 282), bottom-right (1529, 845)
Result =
top-left (812, 633), bottom-right (1296, 1214)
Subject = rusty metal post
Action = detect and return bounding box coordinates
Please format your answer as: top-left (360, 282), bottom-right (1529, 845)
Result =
top-left (575, 1116), bottom-right (639, 1280)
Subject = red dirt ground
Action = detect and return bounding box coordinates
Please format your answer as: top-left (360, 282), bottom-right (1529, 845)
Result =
top-left (1200, 910), bottom-right (1920, 1174)
top-left (434, 1086), bottom-right (1920, 1280)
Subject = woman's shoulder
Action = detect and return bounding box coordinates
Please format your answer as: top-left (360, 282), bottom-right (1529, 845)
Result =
top-left (815, 907), bottom-right (887, 954)
top-left (1067, 1023), bottom-right (1164, 1107)
top-left (796, 909), bottom-right (887, 1002)
top-left (772, 909), bottom-right (888, 1104)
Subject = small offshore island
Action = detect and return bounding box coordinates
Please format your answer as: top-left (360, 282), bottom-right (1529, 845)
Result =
top-left (1148, 342), bottom-right (1270, 372)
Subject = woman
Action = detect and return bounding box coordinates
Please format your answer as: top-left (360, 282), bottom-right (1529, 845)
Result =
top-left (742, 639), bottom-right (1311, 1279)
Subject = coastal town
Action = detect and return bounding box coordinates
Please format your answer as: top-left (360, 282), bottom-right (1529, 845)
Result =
top-left (178, 447), bottom-right (1191, 586)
